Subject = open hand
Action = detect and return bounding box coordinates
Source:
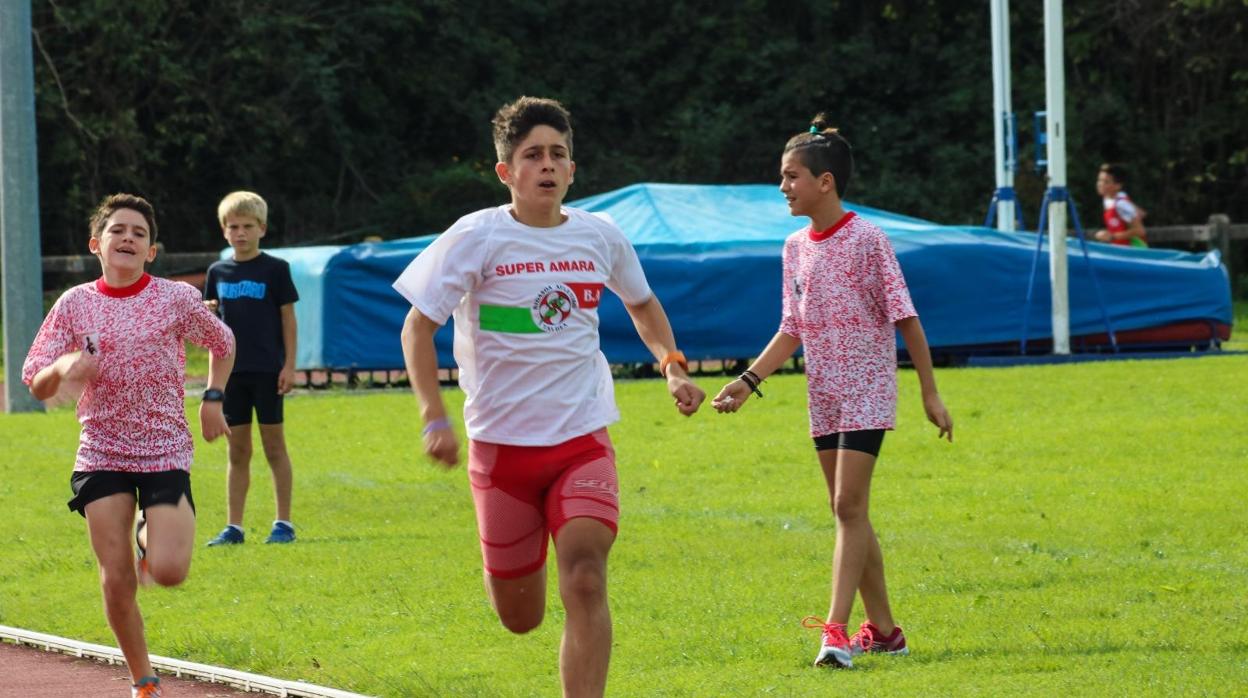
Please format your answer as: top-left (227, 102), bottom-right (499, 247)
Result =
top-left (277, 366), bottom-right (296, 394)
top-left (924, 392), bottom-right (953, 442)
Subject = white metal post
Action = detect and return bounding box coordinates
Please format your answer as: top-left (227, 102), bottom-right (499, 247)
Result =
top-left (1044, 0), bottom-right (1069, 354)
top-left (990, 0), bottom-right (1016, 231)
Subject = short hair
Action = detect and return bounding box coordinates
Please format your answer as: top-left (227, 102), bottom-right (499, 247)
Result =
top-left (217, 191), bottom-right (268, 228)
top-left (492, 96), bottom-right (573, 164)
top-left (783, 114), bottom-right (854, 198)
top-left (88, 193), bottom-right (158, 242)
top-left (1099, 163), bottom-right (1128, 187)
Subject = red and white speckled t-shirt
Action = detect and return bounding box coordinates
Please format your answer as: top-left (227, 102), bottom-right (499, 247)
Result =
top-left (22, 274), bottom-right (235, 473)
top-left (779, 212), bottom-right (916, 436)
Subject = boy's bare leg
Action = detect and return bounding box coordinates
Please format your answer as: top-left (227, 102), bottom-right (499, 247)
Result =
top-left (141, 496), bottom-right (196, 586)
top-left (84, 493), bottom-right (152, 683)
top-left (818, 449), bottom-right (877, 624)
top-left (856, 523), bottom-right (896, 633)
top-left (258, 423), bottom-right (293, 522)
top-left (485, 567), bottom-right (547, 635)
top-left (554, 518), bottom-right (615, 698)
top-left (226, 425), bottom-right (253, 526)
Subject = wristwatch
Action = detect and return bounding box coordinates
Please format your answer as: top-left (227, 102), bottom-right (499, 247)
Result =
top-left (202, 388), bottom-right (225, 402)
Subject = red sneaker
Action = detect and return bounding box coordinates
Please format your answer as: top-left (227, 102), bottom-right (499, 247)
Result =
top-left (802, 616), bottom-right (853, 668)
top-left (849, 621), bottom-right (909, 657)
top-left (131, 676), bottom-right (162, 697)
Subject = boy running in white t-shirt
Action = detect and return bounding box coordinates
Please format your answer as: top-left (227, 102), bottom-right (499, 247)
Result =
top-left (23, 193), bottom-right (235, 697)
top-left (393, 96), bottom-right (704, 697)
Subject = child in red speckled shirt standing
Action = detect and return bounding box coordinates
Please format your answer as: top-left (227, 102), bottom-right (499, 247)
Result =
top-left (713, 116), bottom-right (953, 670)
top-left (23, 194), bottom-right (235, 698)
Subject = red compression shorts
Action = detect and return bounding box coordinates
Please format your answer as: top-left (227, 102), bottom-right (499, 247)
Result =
top-left (467, 428), bottom-right (618, 579)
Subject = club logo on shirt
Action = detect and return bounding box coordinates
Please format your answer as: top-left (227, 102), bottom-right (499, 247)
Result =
top-left (531, 283), bottom-right (578, 333)
top-left (78, 331), bottom-right (101, 356)
top-left (217, 280), bottom-right (267, 300)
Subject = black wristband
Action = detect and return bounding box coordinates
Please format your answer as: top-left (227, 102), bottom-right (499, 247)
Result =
top-left (738, 372), bottom-right (764, 398)
top-left (202, 388), bottom-right (225, 402)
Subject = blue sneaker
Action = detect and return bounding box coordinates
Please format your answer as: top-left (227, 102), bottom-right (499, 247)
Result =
top-left (265, 521), bottom-right (296, 544)
top-left (206, 525), bottom-right (245, 547)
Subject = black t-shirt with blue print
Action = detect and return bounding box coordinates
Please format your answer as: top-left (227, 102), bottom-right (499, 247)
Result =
top-left (204, 252), bottom-right (299, 373)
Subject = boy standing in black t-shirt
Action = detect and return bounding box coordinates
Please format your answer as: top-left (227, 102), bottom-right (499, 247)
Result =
top-left (203, 191), bottom-right (300, 546)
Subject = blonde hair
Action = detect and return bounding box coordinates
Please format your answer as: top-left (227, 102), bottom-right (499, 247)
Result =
top-left (217, 191), bottom-right (268, 228)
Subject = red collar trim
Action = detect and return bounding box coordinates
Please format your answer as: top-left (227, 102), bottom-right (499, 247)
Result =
top-left (808, 211), bottom-right (856, 241)
top-left (96, 273), bottom-right (152, 298)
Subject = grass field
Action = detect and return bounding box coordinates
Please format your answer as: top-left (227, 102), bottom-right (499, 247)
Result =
top-left (2, 353), bottom-right (1246, 696)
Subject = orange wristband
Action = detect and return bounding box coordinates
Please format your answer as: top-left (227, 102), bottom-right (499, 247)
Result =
top-left (659, 350), bottom-right (688, 377)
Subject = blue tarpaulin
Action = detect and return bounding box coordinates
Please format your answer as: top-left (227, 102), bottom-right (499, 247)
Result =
top-left (252, 183), bottom-right (1232, 369)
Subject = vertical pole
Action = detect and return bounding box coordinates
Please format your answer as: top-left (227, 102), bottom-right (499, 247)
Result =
top-left (1044, 0), bottom-right (1069, 354)
top-left (1209, 213), bottom-right (1232, 275)
top-left (990, 0), bottom-right (1016, 231)
top-left (1, 0), bottom-right (46, 412)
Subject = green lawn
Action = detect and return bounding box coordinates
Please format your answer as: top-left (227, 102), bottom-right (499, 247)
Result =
top-left (2, 355), bottom-right (1246, 696)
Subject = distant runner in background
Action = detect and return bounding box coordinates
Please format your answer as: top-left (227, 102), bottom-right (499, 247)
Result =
top-left (1093, 163), bottom-right (1148, 247)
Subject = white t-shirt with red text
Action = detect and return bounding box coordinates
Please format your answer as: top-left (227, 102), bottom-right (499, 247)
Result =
top-left (22, 274), bottom-right (235, 472)
top-left (393, 205), bottom-right (653, 446)
top-left (779, 212), bottom-right (917, 436)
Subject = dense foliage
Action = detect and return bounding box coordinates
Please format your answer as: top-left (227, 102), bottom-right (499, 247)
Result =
top-left (28, 0), bottom-right (1248, 254)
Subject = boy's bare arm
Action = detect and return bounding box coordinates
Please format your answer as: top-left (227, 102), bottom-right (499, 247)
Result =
top-left (711, 331), bottom-right (801, 413)
top-left (401, 307), bottom-right (458, 466)
top-left (895, 316), bottom-right (953, 441)
top-left (278, 303), bottom-right (297, 394)
top-left (623, 295), bottom-right (705, 416)
top-left (29, 351), bottom-right (99, 402)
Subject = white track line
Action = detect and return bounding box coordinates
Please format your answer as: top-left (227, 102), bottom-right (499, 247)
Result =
top-left (0, 625), bottom-right (373, 697)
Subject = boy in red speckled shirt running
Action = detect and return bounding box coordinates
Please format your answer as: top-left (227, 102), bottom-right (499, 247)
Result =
top-left (713, 116), bottom-right (953, 670)
top-left (23, 193), bottom-right (235, 698)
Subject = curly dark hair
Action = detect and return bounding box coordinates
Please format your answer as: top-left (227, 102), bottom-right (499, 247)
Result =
top-left (492, 96), bottom-right (573, 163)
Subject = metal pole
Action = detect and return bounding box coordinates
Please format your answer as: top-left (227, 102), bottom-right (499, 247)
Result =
top-left (991, 0), bottom-right (1016, 232)
top-left (1, 0), bottom-right (46, 412)
top-left (1044, 0), bottom-right (1069, 354)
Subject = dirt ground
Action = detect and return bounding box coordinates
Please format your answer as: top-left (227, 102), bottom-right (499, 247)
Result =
top-left (0, 641), bottom-right (253, 697)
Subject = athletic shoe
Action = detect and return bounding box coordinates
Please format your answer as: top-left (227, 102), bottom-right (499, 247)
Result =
top-left (849, 621), bottom-right (910, 656)
top-left (206, 525), bottom-right (245, 547)
top-left (802, 616), bottom-right (853, 668)
top-left (134, 511), bottom-right (153, 586)
top-left (132, 676), bottom-right (162, 697)
top-left (265, 521), bottom-right (296, 544)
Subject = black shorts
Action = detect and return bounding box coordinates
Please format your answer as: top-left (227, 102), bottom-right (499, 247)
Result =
top-left (68, 470), bottom-right (196, 518)
top-left (813, 429), bottom-right (886, 458)
top-left (224, 372), bottom-right (284, 426)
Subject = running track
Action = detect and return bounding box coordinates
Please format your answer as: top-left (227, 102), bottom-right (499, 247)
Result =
top-left (0, 640), bottom-right (252, 696)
